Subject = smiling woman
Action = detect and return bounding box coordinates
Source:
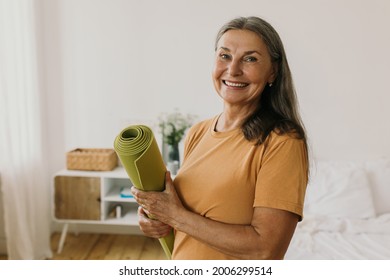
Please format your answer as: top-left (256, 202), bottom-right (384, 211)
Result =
top-left (131, 16), bottom-right (309, 260)
top-left (212, 29), bottom-right (277, 131)
top-left (213, 17), bottom-right (306, 145)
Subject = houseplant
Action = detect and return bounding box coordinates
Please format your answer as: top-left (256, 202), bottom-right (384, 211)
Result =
top-left (158, 109), bottom-right (196, 168)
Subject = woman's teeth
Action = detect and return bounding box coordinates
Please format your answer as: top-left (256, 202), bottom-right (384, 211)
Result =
top-left (224, 80), bottom-right (248, 88)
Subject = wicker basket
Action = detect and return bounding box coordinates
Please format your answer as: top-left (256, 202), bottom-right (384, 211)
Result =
top-left (66, 148), bottom-right (118, 171)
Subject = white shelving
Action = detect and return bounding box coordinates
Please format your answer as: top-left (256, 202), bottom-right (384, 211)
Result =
top-left (101, 173), bottom-right (138, 225)
top-left (52, 167), bottom-right (140, 253)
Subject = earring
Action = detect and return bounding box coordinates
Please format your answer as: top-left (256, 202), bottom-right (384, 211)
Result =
top-left (268, 82), bottom-right (273, 87)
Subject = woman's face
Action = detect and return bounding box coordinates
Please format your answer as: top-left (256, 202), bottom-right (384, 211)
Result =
top-left (212, 29), bottom-right (276, 109)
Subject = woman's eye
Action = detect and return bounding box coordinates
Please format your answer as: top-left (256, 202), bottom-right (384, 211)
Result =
top-left (219, 53), bottom-right (231, 60)
top-left (244, 56), bottom-right (257, 62)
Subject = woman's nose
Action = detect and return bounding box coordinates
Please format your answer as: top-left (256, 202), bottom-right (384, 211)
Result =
top-left (227, 59), bottom-right (243, 76)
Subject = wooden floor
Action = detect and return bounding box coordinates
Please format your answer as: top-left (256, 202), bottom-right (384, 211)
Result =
top-left (0, 232), bottom-right (168, 260)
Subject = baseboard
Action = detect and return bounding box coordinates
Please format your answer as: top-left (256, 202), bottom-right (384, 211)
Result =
top-left (0, 237), bottom-right (7, 254)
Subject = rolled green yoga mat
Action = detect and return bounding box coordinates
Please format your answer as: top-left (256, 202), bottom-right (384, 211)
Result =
top-left (113, 125), bottom-right (174, 259)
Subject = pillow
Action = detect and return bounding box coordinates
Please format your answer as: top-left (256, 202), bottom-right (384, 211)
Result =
top-left (304, 160), bottom-right (376, 219)
top-left (365, 158), bottom-right (390, 215)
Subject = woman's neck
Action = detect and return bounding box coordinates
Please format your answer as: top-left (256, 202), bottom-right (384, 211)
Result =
top-left (215, 106), bottom-right (254, 132)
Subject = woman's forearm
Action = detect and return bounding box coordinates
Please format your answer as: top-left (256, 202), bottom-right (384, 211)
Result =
top-left (131, 174), bottom-right (298, 259)
top-left (170, 206), bottom-right (298, 259)
top-left (171, 208), bottom-right (268, 259)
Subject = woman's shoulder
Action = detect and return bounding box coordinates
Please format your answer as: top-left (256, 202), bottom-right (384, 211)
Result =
top-left (266, 129), bottom-right (306, 147)
top-left (182, 116), bottom-right (217, 156)
top-left (187, 115), bottom-right (217, 136)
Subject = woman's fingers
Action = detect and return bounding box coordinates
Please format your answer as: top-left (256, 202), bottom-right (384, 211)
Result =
top-left (131, 174), bottom-right (183, 227)
top-left (137, 206), bottom-right (172, 239)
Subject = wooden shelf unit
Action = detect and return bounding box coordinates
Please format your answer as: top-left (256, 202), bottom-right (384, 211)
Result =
top-left (52, 167), bottom-right (139, 253)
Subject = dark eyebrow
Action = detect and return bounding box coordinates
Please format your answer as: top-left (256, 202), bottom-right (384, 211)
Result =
top-left (218, 47), bottom-right (262, 56)
top-left (244, 50), bottom-right (262, 56)
top-left (219, 47), bottom-right (231, 52)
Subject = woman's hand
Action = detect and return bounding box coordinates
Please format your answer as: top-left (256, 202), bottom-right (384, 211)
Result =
top-left (131, 171), bottom-right (185, 236)
top-left (136, 206), bottom-right (172, 238)
top-left (132, 172), bottom-right (298, 259)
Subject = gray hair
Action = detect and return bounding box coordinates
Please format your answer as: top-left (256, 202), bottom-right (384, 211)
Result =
top-left (214, 16), bottom-right (307, 149)
top-left (215, 16), bottom-right (281, 65)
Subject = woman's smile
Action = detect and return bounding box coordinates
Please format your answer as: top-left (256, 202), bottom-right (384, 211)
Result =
top-left (223, 80), bottom-right (249, 88)
top-left (212, 29), bottom-right (276, 108)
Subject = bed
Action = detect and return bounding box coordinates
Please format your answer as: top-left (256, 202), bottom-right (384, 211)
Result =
top-left (285, 158), bottom-right (390, 259)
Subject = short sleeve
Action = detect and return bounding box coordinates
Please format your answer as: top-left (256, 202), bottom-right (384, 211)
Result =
top-left (254, 135), bottom-right (308, 220)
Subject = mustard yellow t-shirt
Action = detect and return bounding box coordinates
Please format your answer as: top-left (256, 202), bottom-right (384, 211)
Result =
top-left (172, 115), bottom-right (308, 259)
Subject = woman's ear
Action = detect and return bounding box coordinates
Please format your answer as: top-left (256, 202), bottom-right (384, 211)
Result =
top-left (268, 62), bottom-right (278, 84)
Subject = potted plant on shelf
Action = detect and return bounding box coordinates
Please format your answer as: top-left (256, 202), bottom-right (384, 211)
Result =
top-left (158, 109), bottom-right (196, 173)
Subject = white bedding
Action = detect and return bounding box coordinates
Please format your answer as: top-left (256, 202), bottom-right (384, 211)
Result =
top-left (284, 159), bottom-right (390, 260)
top-left (285, 214), bottom-right (390, 259)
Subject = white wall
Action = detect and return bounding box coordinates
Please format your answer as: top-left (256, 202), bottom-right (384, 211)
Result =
top-left (42, 0), bottom-right (390, 175)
